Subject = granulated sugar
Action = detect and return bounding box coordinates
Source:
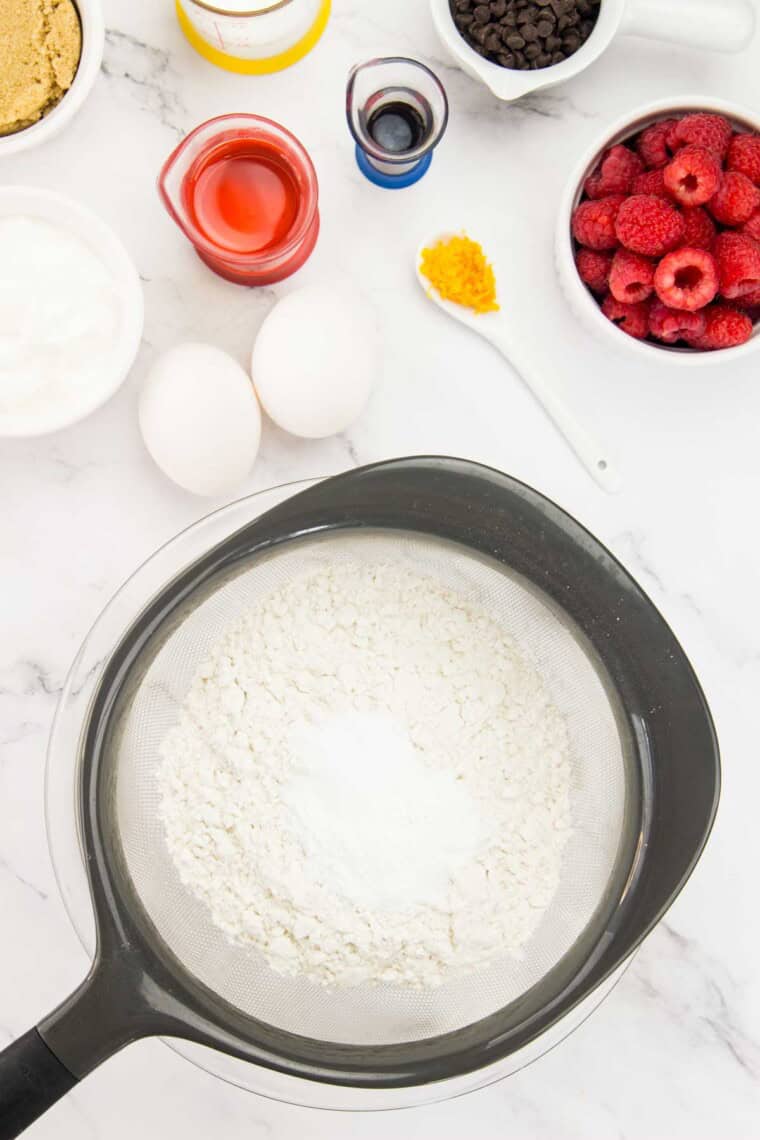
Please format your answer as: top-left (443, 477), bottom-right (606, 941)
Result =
top-left (159, 559), bottom-right (572, 989)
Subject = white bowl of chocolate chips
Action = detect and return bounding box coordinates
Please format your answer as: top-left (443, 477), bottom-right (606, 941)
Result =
top-left (431, 0), bottom-right (755, 103)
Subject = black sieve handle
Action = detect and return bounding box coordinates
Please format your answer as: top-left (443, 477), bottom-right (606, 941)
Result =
top-left (0, 1027), bottom-right (78, 1139)
top-left (0, 955), bottom-right (154, 1138)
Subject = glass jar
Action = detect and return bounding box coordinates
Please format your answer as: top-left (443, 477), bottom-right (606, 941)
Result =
top-left (346, 57), bottom-right (449, 189)
top-left (175, 0), bottom-right (331, 74)
top-left (158, 114), bottom-right (320, 286)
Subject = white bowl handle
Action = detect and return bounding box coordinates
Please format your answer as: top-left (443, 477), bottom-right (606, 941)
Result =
top-left (621, 0), bottom-right (755, 52)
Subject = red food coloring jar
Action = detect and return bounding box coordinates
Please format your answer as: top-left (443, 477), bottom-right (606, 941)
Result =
top-left (158, 114), bottom-right (319, 286)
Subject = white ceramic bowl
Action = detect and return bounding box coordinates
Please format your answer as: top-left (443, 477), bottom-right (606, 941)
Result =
top-left (556, 96), bottom-right (760, 366)
top-left (0, 0), bottom-right (104, 157)
top-left (0, 186), bottom-right (144, 436)
top-left (431, 0), bottom-right (755, 103)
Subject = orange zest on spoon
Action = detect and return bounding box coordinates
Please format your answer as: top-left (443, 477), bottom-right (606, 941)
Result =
top-left (419, 233), bottom-right (499, 314)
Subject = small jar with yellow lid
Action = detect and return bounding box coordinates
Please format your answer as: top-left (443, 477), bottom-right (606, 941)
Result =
top-left (176, 0), bottom-right (330, 75)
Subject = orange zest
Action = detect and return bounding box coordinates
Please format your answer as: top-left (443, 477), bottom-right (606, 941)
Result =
top-left (419, 234), bottom-right (499, 314)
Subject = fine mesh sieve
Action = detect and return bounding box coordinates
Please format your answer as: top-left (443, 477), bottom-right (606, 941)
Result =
top-left (117, 530), bottom-right (629, 1046)
top-left (0, 458), bottom-right (719, 1137)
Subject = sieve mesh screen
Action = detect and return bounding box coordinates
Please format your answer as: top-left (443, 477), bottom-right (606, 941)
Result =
top-left (114, 530), bottom-right (629, 1047)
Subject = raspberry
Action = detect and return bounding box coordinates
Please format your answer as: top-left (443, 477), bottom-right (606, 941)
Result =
top-left (601, 294), bottom-right (650, 339)
top-left (653, 248), bottom-right (718, 311)
top-left (615, 195), bottom-right (685, 258)
top-left (572, 196), bottom-right (624, 251)
top-left (681, 206), bottom-right (716, 251)
top-left (713, 231), bottom-right (760, 300)
top-left (649, 301), bottom-right (707, 345)
top-left (685, 304), bottom-right (753, 350)
top-left (631, 169), bottom-right (671, 200)
top-left (669, 113), bottom-right (733, 160)
top-left (575, 248), bottom-right (612, 293)
top-left (584, 145), bottom-right (643, 198)
top-left (734, 284), bottom-right (760, 308)
top-left (708, 171), bottom-right (760, 226)
top-left (636, 119), bottom-right (676, 168)
top-left (727, 133), bottom-right (760, 186)
top-left (608, 248), bottom-right (654, 304)
top-left (663, 145), bottom-right (722, 207)
top-left (742, 209), bottom-right (760, 243)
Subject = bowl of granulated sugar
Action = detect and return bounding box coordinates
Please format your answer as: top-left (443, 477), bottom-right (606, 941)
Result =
top-left (0, 186), bottom-right (143, 436)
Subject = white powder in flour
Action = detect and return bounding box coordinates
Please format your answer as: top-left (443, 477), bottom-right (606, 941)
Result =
top-left (282, 710), bottom-right (487, 912)
top-left (159, 559), bottom-right (572, 989)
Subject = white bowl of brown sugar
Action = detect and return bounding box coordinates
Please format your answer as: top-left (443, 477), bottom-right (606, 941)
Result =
top-left (0, 0), bottom-right (104, 156)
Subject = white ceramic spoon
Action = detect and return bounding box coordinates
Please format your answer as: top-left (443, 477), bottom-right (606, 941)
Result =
top-left (416, 238), bottom-right (621, 494)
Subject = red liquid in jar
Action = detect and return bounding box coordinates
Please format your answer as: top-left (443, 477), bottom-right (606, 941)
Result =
top-left (184, 137), bottom-right (300, 256)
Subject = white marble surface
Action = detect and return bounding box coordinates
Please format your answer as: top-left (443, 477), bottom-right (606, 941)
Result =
top-left (2, 0), bottom-right (760, 1135)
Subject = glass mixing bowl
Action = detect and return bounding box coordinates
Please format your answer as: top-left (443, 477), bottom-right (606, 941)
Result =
top-left (46, 479), bottom-right (632, 1111)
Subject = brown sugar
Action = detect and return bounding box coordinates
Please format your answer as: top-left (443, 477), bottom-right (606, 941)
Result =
top-left (0, 0), bottom-right (82, 136)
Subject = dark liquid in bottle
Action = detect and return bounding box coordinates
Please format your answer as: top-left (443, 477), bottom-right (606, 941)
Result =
top-left (367, 102), bottom-right (427, 154)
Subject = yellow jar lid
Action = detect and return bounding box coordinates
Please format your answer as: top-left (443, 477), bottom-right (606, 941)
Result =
top-left (176, 0), bottom-right (331, 75)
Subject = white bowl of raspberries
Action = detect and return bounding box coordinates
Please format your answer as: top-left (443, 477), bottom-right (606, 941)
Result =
top-left (558, 97), bottom-right (760, 360)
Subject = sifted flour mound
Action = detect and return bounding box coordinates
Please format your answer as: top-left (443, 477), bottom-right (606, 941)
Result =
top-left (159, 559), bottom-right (572, 989)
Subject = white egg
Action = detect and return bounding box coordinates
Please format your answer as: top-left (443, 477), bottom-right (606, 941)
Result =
top-left (139, 343), bottom-right (261, 496)
top-left (251, 286), bottom-right (378, 438)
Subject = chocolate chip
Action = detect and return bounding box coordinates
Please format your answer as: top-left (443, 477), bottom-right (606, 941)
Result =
top-left (449, 0), bottom-right (599, 70)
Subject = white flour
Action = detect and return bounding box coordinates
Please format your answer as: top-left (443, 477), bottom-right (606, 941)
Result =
top-left (282, 710), bottom-right (487, 912)
top-left (159, 559), bottom-right (572, 989)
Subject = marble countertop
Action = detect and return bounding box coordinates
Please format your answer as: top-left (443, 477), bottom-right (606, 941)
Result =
top-left (2, 1), bottom-right (760, 1136)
